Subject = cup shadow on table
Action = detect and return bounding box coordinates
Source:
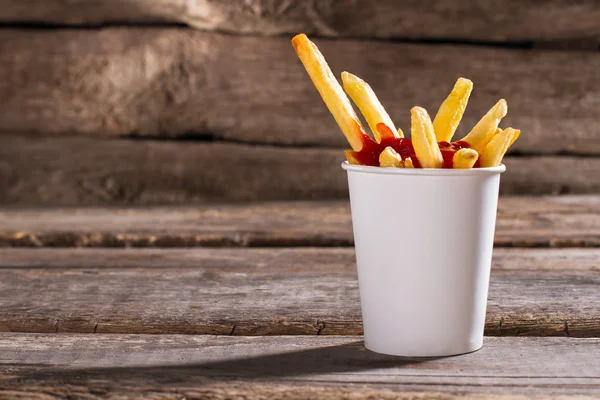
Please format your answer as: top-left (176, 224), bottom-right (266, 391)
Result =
top-left (16, 340), bottom-right (448, 385)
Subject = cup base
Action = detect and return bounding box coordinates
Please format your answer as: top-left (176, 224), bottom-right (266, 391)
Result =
top-left (364, 340), bottom-right (483, 358)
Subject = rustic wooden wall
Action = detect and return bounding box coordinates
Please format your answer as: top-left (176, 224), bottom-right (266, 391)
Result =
top-left (0, 0), bottom-right (598, 205)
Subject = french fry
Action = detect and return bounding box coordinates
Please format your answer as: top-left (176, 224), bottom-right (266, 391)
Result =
top-left (411, 107), bottom-right (443, 168)
top-left (404, 157), bottom-right (415, 168)
top-left (342, 72), bottom-right (400, 142)
top-left (433, 78), bottom-right (473, 142)
top-left (496, 127), bottom-right (520, 147)
top-left (344, 150), bottom-right (361, 165)
top-left (480, 128), bottom-right (519, 167)
top-left (460, 99), bottom-right (508, 153)
top-left (509, 128), bottom-right (520, 147)
top-left (379, 146), bottom-right (403, 168)
top-left (453, 148), bottom-right (479, 169)
top-left (292, 34), bottom-right (367, 151)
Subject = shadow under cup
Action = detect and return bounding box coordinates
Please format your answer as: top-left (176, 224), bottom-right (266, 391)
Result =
top-left (342, 162), bottom-right (506, 357)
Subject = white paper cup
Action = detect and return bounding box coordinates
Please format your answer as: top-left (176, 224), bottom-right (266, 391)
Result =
top-left (342, 162), bottom-right (505, 357)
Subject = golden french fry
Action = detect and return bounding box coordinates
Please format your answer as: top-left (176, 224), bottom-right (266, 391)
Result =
top-left (480, 128), bottom-right (519, 167)
top-left (452, 148), bottom-right (479, 169)
top-left (411, 106), bottom-right (443, 168)
top-left (342, 72), bottom-right (400, 142)
top-left (433, 78), bottom-right (473, 142)
top-left (292, 34), bottom-right (367, 151)
top-left (509, 128), bottom-right (520, 147)
top-left (344, 150), bottom-right (361, 165)
top-left (460, 99), bottom-right (508, 153)
top-left (379, 146), bottom-right (403, 168)
top-left (496, 127), bottom-right (519, 147)
top-left (404, 157), bottom-right (415, 168)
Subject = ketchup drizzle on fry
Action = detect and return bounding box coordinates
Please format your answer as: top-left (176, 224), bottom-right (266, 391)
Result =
top-left (350, 138), bottom-right (480, 168)
top-left (438, 140), bottom-right (480, 168)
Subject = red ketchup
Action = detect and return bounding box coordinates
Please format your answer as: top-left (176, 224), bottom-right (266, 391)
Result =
top-left (350, 137), bottom-right (480, 169)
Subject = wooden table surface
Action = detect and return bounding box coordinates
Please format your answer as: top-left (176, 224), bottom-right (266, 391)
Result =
top-left (1, 196), bottom-right (599, 399)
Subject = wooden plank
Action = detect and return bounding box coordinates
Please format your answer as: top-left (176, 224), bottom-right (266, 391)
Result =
top-left (0, 30), bottom-right (599, 154)
top-left (1, 136), bottom-right (599, 205)
top-left (1, 334), bottom-right (599, 398)
top-left (0, 248), bottom-right (597, 336)
top-left (0, 135), bottom-right (346, 205)
top-left (0, 0), bottom-right (599, 46)
top-left (495, 195), bottom-right (600, 247)
top-left (501, 157), bottom-right (600, 195)
top-left (1, 196), bottom-right (599, 247)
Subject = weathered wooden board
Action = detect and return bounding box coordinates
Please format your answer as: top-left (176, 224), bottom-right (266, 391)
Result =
top-left (1, 335), bottom-right (599, 398)
top-left (501, 157), bottom-right (600, 196)
top-left (1, 196), bottom-right (599, 247)
top-left (0, 248), bottom-right (597, 336)
top-left (0, 136), bottom-right (345, 205)
top-left (1, 30), bottom-right (599, 154)
top-left (1, 0), bottom-right (599, 46)
top-left (1, 136), bottom-right (599, 205)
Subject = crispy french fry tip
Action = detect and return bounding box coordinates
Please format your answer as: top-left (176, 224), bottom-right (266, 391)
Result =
top-left (344, 150), bottom-right (360, 165)
top-left (379, 146), bottom-right (403, 168)
top-left (411, 106), bottom-right (443, 168)
top-left (291, 34), bottom-right (367, 151)
top-left (495, 127), bottom-right (520, 146)
top-left (509, 128), bottom-right (520, 147)
top-left (460, 99), bottom-right (508, 153)
top-left (480, 128), bottom-right (517, 167)
top-left (433, 78), bottom-right (473, 142)
top-left (453, 148), bottom-right (479, 169)
top-left (404, 157), bottom-right (415, 168)
top-left (398, 128), bottom-right (405, 137)
top-left (342, 71), bottom-right (399, 142)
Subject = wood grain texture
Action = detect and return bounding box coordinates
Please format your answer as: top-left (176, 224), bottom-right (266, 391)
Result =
top-left (0, 248), bottom-right (598, 336)
top-left (501, 157), bottom-right (600, 195)
top-left (1, 196), bottom-right (599, 247)
top-left (0, 136), bottom-right (346, 205)
top-left (1, 29), bottom-right (599, 154)
top-left (1, 335), bottom-right (599, 398)
top-left (1, 0), bottom-right (599, 45)
top-left (1, 136), bottom-right (599, 206)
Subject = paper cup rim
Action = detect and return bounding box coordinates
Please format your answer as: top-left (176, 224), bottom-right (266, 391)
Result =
top-left (341, 161), bottom-right (506, 176)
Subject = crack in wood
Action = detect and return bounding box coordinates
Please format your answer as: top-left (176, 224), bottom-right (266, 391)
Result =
top-left (121, 134), bottom-right (600, 157)
top-left (316, 321), bottom-right (325, 335)
top-left (123, 134), bottom-right (347, 149)
top-left (3, 231), bottom-right (600, 248)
